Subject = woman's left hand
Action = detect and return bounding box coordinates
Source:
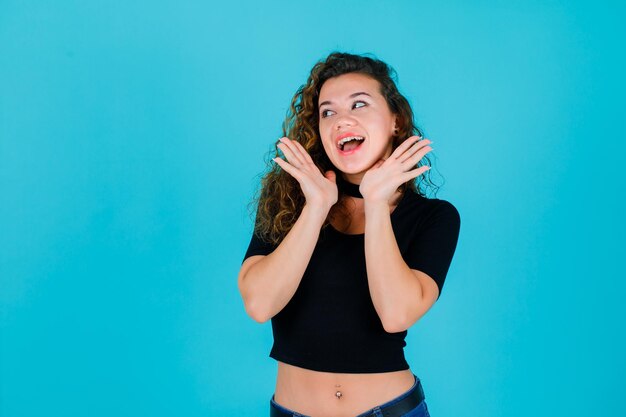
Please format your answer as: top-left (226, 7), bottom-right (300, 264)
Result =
top-left (359, 136), bottom-right (433, 205)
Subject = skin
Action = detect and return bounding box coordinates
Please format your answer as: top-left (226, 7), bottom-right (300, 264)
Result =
top-left (318, 72), bottom-right (399, 186)
top-left (274, 73), bottom-right (432, 211)
top-left (264, 73), bottom-right (436, 416)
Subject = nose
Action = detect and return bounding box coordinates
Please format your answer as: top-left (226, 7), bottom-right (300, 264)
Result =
top-left (334, 113), bottom-right (357, 131)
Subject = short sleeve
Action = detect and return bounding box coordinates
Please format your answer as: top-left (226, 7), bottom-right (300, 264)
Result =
top-left (241, 214), bottom-right (279, 264)
top-left (403, 200), bottom-right (461, 299)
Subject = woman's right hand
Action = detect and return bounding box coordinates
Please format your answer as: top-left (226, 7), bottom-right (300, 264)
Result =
top-left (273, 137), bottom-right (338, 213)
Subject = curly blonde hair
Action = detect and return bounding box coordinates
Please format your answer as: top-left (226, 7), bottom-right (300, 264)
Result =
top-left (247, 52), bottom-right (441, 245)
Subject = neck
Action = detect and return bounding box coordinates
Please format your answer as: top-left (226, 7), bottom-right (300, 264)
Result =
top-left (337, 174), bottom-right (363, 198)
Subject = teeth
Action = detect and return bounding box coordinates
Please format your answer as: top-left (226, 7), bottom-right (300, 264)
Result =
top-left (337, 136), bottom-right (365, 150)
top-left (338, 136), bottom-right (365, 145)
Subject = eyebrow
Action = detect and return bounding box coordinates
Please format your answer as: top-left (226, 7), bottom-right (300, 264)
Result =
top-left (319, 92), bottom-right (372, 108)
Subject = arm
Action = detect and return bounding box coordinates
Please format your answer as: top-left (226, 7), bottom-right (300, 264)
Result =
top-left (238, 204), bottom-right (329, 323)
top-left (363, 201), bottom-right (439, 333)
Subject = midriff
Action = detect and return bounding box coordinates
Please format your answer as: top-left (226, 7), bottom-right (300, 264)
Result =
top-left (273, 361), bottom-right (416, 417)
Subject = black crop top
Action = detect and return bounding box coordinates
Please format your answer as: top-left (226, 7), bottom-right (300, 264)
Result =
top-left (241, 188), bottom-right (461, 373)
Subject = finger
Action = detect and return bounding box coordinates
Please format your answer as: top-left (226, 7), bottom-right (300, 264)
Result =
top-left (279, 137), bottom-right (306, 161)
top-left (277, 139), bottom-right (305, 167)
top-left (401, 165), bottom-right (431, 182)
top-left (391, 136), bottom-right (422, 160)
top-left (403, 144), bottom-right (433, 167)
top-left (273, 157), bottom-right (303, 181)
top-left (290, 139), bottom-right (315, 164)
top-left (398, 138), bottom-right (432, 163)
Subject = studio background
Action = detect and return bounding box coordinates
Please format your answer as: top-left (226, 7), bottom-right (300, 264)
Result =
top-left (1, 1), bottom-right (624, 416)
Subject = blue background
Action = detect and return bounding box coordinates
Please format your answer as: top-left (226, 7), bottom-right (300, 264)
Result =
top-left (1, 1), bottom-right (625, 416)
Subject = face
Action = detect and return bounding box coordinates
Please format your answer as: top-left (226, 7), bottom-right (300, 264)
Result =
top-left (317, 72), bottom-right (397, 183)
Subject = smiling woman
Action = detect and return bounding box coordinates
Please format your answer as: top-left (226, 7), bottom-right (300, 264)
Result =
top-left (238, 52), bottom-right (461, 417)
top-left (317, 73), bottom-right (398, 176)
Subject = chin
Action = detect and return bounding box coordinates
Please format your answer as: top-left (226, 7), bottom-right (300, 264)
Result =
top-left (333, 159), bottom-right (378, 175)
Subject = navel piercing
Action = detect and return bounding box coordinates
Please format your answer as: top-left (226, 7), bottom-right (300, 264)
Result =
top-left (335, 384), bottom-right (342, 399)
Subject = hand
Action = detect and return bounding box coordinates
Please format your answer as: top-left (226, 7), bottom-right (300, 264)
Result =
top-left (359, 136), bottom-right (433, 205)
top-left (273, 137), bottom-right (338, 212)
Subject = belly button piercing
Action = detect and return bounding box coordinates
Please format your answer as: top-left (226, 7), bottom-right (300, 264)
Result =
top-left (335, 384), bottom-right (342, 399)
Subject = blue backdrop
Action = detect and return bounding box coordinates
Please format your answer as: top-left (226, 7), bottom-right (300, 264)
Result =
top-left (1, 1), bottom-right (624, 416)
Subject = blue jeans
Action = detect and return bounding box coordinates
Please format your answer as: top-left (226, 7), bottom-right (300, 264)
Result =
top-left (270, 374), bottom-right (431, 417)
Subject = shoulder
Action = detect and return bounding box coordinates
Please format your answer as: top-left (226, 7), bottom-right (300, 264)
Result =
top-left (429, 198), bottom-right (460, 226)
top-left (402, 189), bottom-right (461, 225)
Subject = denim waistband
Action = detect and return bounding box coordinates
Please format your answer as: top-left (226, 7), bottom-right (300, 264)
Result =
top-left (270, 374), bottom-right (424, 417)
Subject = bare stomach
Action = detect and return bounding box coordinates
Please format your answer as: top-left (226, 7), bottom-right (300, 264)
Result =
top-left (273, 361), bottom-right (416, 417)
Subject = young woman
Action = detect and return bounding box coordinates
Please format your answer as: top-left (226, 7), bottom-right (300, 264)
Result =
top-left (238, 52), bottom-right (461, 417)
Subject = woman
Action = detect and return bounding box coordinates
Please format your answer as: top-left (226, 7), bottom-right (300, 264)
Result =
top-left (238, 52), bottom-right (461, 417)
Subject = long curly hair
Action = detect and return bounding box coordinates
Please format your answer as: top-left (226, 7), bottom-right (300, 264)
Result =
top-left (248, 51), bottom-right (441, 245)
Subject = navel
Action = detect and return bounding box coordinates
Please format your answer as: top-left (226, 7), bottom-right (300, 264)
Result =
top-left (334, 383), bottom-right (343, 399)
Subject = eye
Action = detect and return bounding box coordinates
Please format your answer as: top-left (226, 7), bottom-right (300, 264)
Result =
top-left (320, 100), bottom-right (367, 118)
top-left (320, 109), bottom-right (334, 118)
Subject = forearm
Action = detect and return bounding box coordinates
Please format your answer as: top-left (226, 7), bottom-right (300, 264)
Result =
top-left (239, 204), bottom-right (328, 323)
top-left (364, 201), bottom-right (424, 333)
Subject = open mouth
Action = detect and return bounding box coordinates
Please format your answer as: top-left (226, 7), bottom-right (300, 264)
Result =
top-left (337, 136), bottom-right (365, 154)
